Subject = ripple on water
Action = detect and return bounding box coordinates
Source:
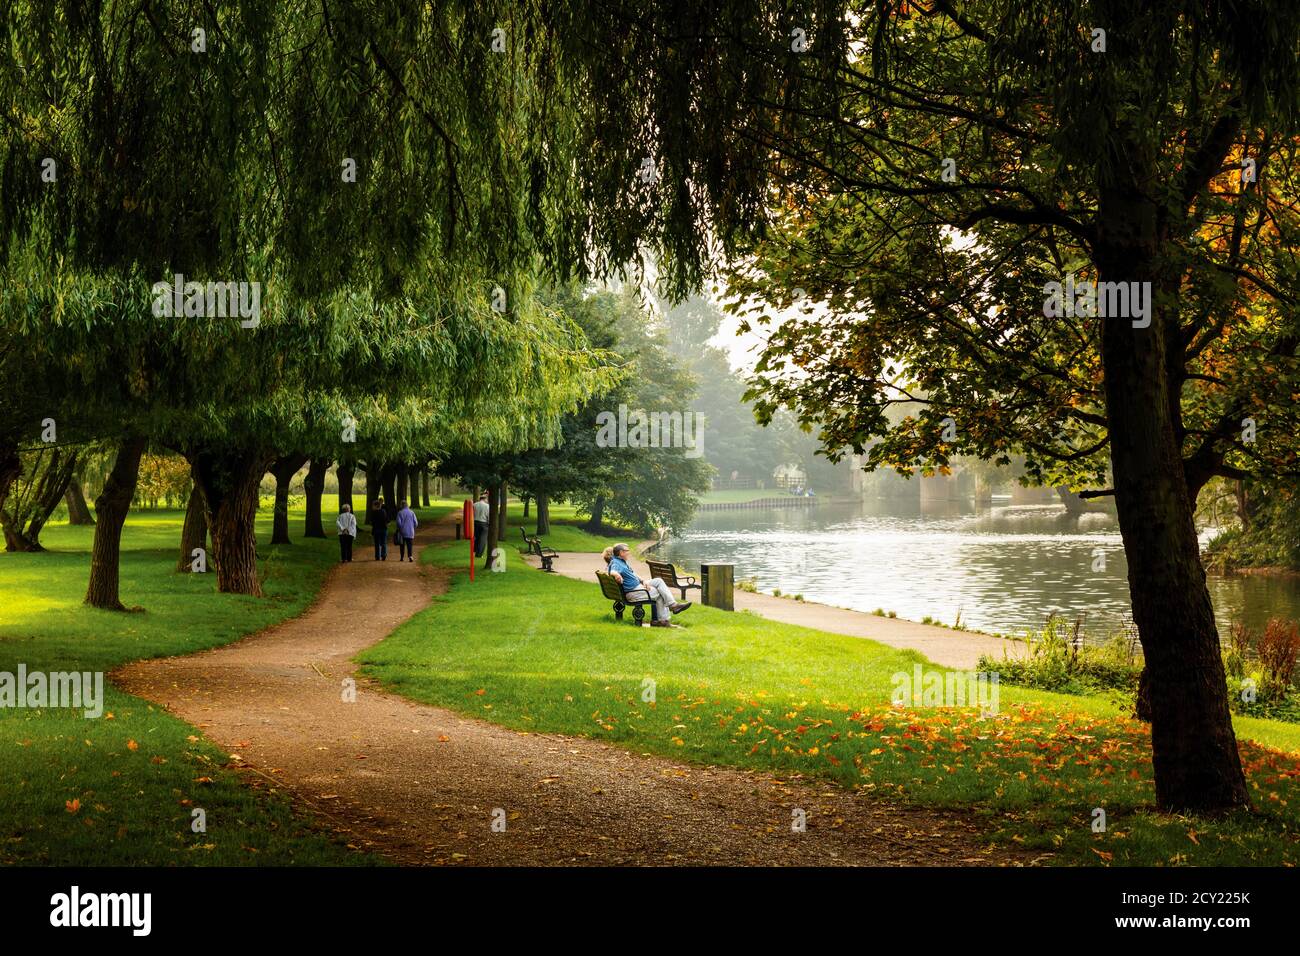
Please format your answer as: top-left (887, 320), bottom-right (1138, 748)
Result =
top-left (657, 500), bottom-right (1300, 639)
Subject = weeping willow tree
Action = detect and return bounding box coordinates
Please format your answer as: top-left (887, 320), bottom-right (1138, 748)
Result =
top-left (0, 1), bottom-right (620, 603)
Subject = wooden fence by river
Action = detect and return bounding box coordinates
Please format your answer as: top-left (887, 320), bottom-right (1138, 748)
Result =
top-left (696, 497), bottom-right (821, 512)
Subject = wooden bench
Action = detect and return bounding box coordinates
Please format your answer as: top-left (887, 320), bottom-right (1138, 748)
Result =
top-left (520, 527), bottom-right (558, 572)
top-left (647, 560), bottom-right (699, 602)
top-left (596, 571), bottom-right (654, 625)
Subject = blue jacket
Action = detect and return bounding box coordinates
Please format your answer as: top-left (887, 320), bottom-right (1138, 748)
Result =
top-left (608, 556), bottom-right (638, 591)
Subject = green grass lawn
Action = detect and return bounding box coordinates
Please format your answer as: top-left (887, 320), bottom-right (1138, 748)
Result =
top-left (502, 500), bottom-right (635, 552)
top-left (0, 504), bottom-right (444, 866)
top-left (359, 541), bottom-right (1300, 866)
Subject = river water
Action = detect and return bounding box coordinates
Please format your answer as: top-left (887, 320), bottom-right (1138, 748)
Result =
top-left (656, 498), bottom-right (1300, 640)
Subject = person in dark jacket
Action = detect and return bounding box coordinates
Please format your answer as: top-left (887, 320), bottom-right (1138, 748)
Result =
top-left (367, 497), bottom-right (389, 561)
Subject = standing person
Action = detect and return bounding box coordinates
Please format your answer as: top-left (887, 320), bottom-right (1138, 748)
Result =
top-left (608, 543), bottom-right (690, 627)
top-left (472, 493), bottom-right (490, 558)
top-left (336, 503), bottom-right (357, 563)
top-left (394, 499), bottom-right (418, 562)
top-left (367, 496), bottom-right (389, 561)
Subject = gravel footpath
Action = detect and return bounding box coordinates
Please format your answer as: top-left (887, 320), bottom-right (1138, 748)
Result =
top-left (113, 516), bottom-right (1033, 866)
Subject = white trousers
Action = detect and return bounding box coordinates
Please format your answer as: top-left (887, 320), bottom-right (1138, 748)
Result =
top-left (646, 577), bottom-right (675, 621)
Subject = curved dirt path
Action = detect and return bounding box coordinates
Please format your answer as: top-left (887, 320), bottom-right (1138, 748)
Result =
top-left (114, 516), bottom-right (1032, 866)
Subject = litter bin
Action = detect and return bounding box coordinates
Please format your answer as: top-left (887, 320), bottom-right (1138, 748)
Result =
top-left (700, 563), bottom-right (734, 611)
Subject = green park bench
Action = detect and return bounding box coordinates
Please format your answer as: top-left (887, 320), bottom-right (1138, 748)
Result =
top-left (647, 559), bottom-right (700, 602)
top-left (520, 527), bottom-right (558, 572)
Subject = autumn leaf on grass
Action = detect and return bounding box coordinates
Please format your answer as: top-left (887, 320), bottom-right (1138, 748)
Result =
top-left (126, 739), bottom-right (139, 751)
top-left (1091, 848), bottom-right (1113, 862)
top-left (474, 688), bottom-right (486, 696)
top-left (65, 799), bottom-right (81, 814)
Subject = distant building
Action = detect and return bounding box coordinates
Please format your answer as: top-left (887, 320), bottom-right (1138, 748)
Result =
top-left (773, 463), bottom-right (807, 489)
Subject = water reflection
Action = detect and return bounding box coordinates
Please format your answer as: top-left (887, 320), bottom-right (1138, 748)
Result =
top-left (657, 499), bottom-right (1300, 640)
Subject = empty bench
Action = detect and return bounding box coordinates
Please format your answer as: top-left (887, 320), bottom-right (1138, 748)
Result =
top-left (521, 527), bottom-right (558, 572)
top-left (596, 570), bottom-right (654, 626)
top-left (647, 560), bottom-right (700, 601)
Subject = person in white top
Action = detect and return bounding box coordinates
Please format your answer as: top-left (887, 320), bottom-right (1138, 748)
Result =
top-left (336, 503), bottom-right (358, 563)
top-left (472, 493), bottom-right (490, 557)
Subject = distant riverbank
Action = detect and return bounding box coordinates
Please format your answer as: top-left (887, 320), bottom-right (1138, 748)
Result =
top-left (697, 496), bottom-right (820, 511)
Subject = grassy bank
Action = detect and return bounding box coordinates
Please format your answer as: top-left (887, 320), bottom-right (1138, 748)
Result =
top-left (358, 540), bottom-right (1300, 866)
top-left (0, 505), bottom-right (424, 866)
top-left (502, 499), bottom-right (634, 552)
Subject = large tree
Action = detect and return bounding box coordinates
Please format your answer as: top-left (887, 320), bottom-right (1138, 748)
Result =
top-left (704, 2), bottom-right (1300, 813)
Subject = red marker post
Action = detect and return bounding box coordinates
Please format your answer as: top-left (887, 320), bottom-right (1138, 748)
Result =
top-left (463, 499), bottom-right (475, 581)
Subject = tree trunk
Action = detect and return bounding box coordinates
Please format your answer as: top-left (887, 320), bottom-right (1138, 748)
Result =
top-left (585, 495), bottom-right (606, 533)
top-left (177, 482), bottom-right (208, 572)
top-left (381, 463), bottom-right (398, 511)
top-left (522, 495), bottom-right (530, 518)
top-left (192, 448), bottom-right (270, 596)
top-left (497, 482), bottom-right (508, 539)
top-left (1056, 486), bottom-right (1086, 516)
top-left (269, 453), bottom-right (309, 545)
top-left (420, 468), bottom-right (430, 507)
top-left (536, 492), bottom-right (551, 535)
top-left (0, 447), bottom-right (20, 549)
top-left (2, 447), bottom-right (79, 551)
top-left (1097, 189), bottom-right (1248, 814)
top-left (396, 465), bottom-right (410, 507)
top-left (483, 481), bottom-right (501, 570)
top-left (1234, 480), bottom-right (1250, 531)
top-left (65, 476), bottom-right (95, 525)
top-left (337, 461), bottom-right (355, 515)
top-left (26, 449), bottom-right (79, 545)
top-left (84, 437), bottom-right (147, 609)
top-left (0, 444), bottom-right (19, 517)
top-left (303, 458), bottom-right (329, 538)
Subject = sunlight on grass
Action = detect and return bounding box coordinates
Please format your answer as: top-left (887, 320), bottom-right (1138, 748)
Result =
top-left (0, 505), bottom-right (385, 866)
top-left (364, 541), bottom-right (1300, 866)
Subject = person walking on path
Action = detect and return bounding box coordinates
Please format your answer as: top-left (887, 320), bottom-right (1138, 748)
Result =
top-left (472, 493), bottom-right (490, 558)
top-left (609, 543), bottom-right (690, 627)
top-left (336, 503), bottom-right (357, 562)
top-left (394, 499), bottom-right (418, 562)
top-left (367, 497), bottom-right (390, 561)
